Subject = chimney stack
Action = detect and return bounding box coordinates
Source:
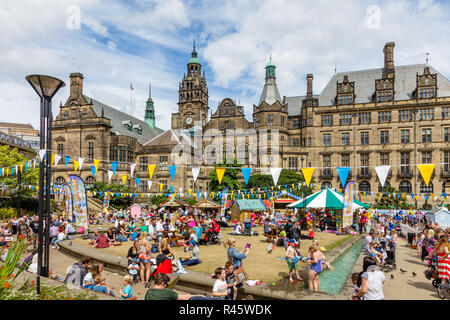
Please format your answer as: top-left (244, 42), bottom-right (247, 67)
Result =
top-left (69, 72), bottom-right (84, 99)
top-left (306, 74), bottom-right (314, 98)
top-left (383, 42), bottom-right (395, 72)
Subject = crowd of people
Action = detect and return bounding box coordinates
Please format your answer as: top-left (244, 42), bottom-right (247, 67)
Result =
top-left (1, 202), bottom-right (449, 300)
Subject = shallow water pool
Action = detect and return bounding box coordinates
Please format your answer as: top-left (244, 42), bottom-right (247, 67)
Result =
top-left (319, 238), bottom-right (364, 294)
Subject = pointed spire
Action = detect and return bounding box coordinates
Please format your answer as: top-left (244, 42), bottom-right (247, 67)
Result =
top-left (101, 107), bottom-right (104, 118)
top-left (147, 83), bottom-right (153, 102)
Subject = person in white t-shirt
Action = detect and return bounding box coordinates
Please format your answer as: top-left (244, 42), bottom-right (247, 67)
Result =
top-left (364, 230), bottom-right (374, 254)
top-left (212, 267), bottom-right (228, 299)
top-left (353, 262), bottom-right (386, 300)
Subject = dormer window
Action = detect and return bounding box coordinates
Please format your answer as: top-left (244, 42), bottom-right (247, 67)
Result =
top-left (419, 88), bottom-right (435, 99)
top-left (336, 75), bottom-right (355, 106)
top-left (416, 67), bottom-right (437, 100)
top-left (122, 120), bottom-right (133, 131)
top-left (377, 91), bottom-right (392, 102)
top-left (133, 124), bottom-right (142, 135)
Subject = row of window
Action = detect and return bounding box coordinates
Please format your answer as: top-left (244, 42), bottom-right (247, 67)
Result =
top-left (321, 107), bottom-right (445, 127)
top-left (320, 180), bottom-right (447, 194)
top-left (254, 115), bottom-right (286, 127)
top-left (322, 151), bottom-right (450, 169)
top-left (322, 127), bottom-right (445, 147)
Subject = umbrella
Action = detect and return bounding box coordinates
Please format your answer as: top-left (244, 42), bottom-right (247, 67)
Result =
top-left (287, 188), bottom-right (369, 209)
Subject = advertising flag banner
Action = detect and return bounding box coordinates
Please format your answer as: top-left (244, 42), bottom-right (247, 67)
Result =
top-left (62, 183), bottom-right (74, 222)
top-left (342, 181), bottom-right (355, 228)
top-left (69, 175), bottom-right (88, 229)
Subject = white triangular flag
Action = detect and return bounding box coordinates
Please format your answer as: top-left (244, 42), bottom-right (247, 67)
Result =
top-left (270, 167), bottom-right (282, 186)
top-left (39, 150), bottom-right (46, 162)
top-left (192, 167), bottom-right (200, 183)
top-left (107, 170), bottom-right (113, 181)
top-left (33, 159), bottom-right (36, 169)
top-left (179, 187), bottom-right (183, 194)
top-left (78, 157), bottom-right (85, 171)
top-left (130, 163), bottom-right (136, 177)
top-left (54, 154), bottom-right (62, 167)
top-left (375, 166), bottom-right (390, 187)
top-left (147, 180), bottom-right (152, 191)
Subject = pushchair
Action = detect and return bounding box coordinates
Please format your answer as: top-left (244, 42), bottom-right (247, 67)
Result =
top-left (204, 221), bottom-right (221, 246)
top-left (424, 256), bottom-right (442, 288)
top-left (378, 238), bottom-right (396, 272)
top-left (243, 219), bottom-right (252, 236)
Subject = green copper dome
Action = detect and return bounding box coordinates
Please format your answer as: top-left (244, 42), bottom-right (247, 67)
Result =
top-left (188, 39), bottom-right (201, 64)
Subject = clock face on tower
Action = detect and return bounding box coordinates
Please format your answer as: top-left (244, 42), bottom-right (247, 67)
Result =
top-left (185, 117), bottom-right (193, 125)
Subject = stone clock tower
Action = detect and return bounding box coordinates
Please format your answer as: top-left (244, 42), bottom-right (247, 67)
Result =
top-left (171, 41), bottom-right (209, 129)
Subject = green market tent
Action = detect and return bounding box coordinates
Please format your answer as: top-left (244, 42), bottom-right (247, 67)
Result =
top-left (287, 188), bottom-right (369, 210)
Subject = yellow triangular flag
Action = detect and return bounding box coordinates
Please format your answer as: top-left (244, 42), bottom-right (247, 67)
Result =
top-left (121, 175), bottom-right (127, 185)
top-left (20, 164), bottom-right (23, 173)
top-left (51, 153), bottom-right (55, 166)
top-left (418, 164), bottom-right (435, 186)
top-left (148, 164), bottom-right (156, 180)
top-left (216, 168), bottom-right (226, 184)
top-left (94, 159), bottom-right (100, 172)
top-left (301, 168), bottom-right (315, 187)
top-left (74, 160), bottom-right (79, 172)
top-left (159, 183), bottom-right (164, 192)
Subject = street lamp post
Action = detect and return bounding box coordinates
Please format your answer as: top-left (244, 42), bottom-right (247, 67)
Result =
top-left (26, 75), bottom-right (65, 295)
top-left (17, 170), bottom-right (21, 217)
top-left (352, 113), bottom-right (357, 183)
top-left (413, 109), bottom-right (418, 209)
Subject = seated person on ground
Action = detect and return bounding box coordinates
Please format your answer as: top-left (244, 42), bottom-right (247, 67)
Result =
top-left (145, 273), bottom-right (192, 300)
top-left (179, 240), bottom-right (201, 266)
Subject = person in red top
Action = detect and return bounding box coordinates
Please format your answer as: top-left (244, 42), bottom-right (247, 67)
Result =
top-left (96, 232), bottom-right (110, 248)
top-left (433, 236), bottom-right (450, 285)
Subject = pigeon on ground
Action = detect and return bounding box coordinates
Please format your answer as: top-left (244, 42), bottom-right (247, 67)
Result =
top-left (412, 272), bottom-right (417, 277)
top-left (69, 241), bottom-right (72, 246)
top-left (400, 268), bottom-right (407, 274)
top-left (390, 274), bottom-right (394, 279)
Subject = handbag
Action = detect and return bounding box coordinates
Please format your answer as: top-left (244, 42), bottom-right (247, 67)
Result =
top-left (234, 267), bottom-right (248, 284)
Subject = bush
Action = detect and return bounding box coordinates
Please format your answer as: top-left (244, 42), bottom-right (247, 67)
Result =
top-left (0, 207), bottom-right (16, 220)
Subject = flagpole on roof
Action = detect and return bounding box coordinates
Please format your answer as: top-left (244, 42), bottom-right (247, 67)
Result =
top-left (130, 81), bottom-right (134, 115)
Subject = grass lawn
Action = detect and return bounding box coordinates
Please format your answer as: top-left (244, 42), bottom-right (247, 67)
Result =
top-left (75, 227), bottom-right (352, 283)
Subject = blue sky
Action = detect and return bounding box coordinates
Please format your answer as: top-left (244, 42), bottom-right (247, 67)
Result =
top-left (1, 0), bottom-right (450, 131)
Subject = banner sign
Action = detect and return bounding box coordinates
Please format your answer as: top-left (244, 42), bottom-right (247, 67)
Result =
top-left (342, 181), bottom-right (355, 228)
top-left (62, 183), bottom-right (74, 222)
top-left (69, 175), bottom-right (88, 229)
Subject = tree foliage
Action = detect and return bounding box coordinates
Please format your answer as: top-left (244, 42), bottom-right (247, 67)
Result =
top-left (208, 158), bottom-right (243, 192)
top-left (374, 186), bottom-right (409, 209)
top-left (0, 145), bottom-right (39, 189)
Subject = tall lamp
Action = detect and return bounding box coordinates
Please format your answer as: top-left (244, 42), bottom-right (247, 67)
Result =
top-left (25, 75), bottom-right (65, 295)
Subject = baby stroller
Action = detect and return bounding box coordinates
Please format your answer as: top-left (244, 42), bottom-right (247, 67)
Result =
top-left (378, 238), bottom-right (396, 272)
top-left (424, 256), bottom-right (442, 288)
top-left (243, 219), bottom-right (252, 236)
top-left (204, 221), bottom-right (221, 246)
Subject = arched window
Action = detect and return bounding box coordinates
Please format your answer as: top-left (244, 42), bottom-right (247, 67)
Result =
top-left (237, 144), bottom-right (249, 165)
top-left (85, 176), bottom-right (95, 185)
top-left (56, 176), bottom-right (65, 185)
top-left (321, 182), bottom-right (332, 189)
top-left (442, 181), bottom-right (450, 194)
top-left (360, 181), bottom-right (371, 192)
top-left (205, 145), bottom-right (217, 165)
top-left (420, 181), bottom-right (433, 194)
top-left (399, 181), bottom-right (412, 193)
top-left (222, 144), bottom-right (234, 163)
top-left (378, 181), bottom-right (391, 192)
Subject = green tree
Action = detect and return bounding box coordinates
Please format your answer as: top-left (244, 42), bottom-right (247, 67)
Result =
top-left (374, 186), bottom-right (409, 209)
top-left (247, 169), bottom-right (315, 197)
top-left (208, 158), bottom-right (243, 192)
top-left (0, 145), bottom-right (39, 189)
top-left (151, 195), bottom-right (168, 206)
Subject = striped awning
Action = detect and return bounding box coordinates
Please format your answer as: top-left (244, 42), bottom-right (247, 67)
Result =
top-left (287, 188), bottom-right (369, 209)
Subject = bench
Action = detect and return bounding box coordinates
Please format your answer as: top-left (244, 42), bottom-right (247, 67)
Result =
top-left (264, 233), bottom-right (278, 243)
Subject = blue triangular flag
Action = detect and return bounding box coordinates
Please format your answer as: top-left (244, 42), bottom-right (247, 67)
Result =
top-left (443, 193), bottom-right (447, 200)
top-left (11, 167), bottom-right (14, 175)
top-left (170, 185), bottom-right (174, 193)
top-left (65, 155), bottom-right (70, 167)
top-left (336, 167), bottom-right (351, 187)
top-left (25, 162), bottom-right (28, 172)
top-left (424, 195), bottom-right (429, 201)
top-left (112, 161), bottom-right (118, 175)
top-left (241, 168), bottom-right (252, 185)
top-left (90, 166), bottom-right (96, 176)
top-left (136, 178), bottom-right (141, 188)
top-left (169, 165), bottom-right (177, 181)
